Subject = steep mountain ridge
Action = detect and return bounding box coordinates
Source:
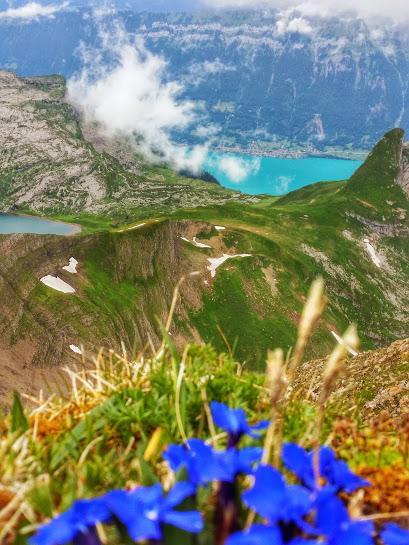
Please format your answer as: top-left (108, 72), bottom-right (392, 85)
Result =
top-left (398, 141), bottom-right (409, 196)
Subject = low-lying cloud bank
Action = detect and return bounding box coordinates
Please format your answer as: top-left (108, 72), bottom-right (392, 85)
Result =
top-left (0, 1), bottom-right (69, 20)
top-left (68, 20), bottom-right (208, 173)
top-left (206, 154), bottom-right (261, 184)
top-left (68, 14), bottom-right (259, 181)
top-left (201, 0), bottom-right (409, 21)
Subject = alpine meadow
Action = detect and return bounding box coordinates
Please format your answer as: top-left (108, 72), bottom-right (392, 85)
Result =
top-left (0, 2), bottom-right (408, 545)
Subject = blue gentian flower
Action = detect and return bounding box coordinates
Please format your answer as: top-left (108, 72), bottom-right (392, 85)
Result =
top-left (30, 498), bottom-right (111, 545)
top-left (210, 402), bottom-right (268, 439)
top-left (227, 524), bottom-right (282, 545)
top-left (243, 465), bottom-right (312, 524)
top-left (282, 443), bottom-right (369, 492)
top-left (105, 482), bottom-right (202, 541)
top-left (227, 525), bottom-right (323, 545)
top-left (315, 487), bottom-right (374, 545)
top-left (164, 439), bottom-right (228, 485)
top-left (381, 523), bottom-right (409, 545)
top-left (164, 440), bottom-right (262, 485)
top-left (217, 447), bottom-right (263, 481)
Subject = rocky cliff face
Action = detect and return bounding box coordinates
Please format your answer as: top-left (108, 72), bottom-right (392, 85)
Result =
top-left (0, 72), bottom-right (107, 212)
top-left (0, 72), bottom-right (249, 217)
top-left (398, 142), bottom-right (409, 197)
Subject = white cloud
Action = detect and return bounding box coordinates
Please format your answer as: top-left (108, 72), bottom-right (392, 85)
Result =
top-left (0, 1), bottom-right (69, 20)
top-left (201, 59), bottom-right (236, 74)
top-left (213, 155), bottom-right (261, 183)
top-left (67, 19), bottom-right (208, 173)
top-left (194, 123), bottom-right (221, 138)
top-left (184, 58), bottom-right (236, 87)
top-left (276, 16), bottom-right (312, 35)
top-left (201, 0), bottom-right (409, 21)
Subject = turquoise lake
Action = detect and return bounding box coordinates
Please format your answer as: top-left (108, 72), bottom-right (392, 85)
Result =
top-left (0, 214), bottom-right (80, 235)
top-left (204, 152), bottom-right (363, 195)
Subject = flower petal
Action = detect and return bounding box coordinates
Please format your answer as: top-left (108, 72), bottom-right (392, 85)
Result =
top-left (315, 488), bottom-right (349, 536)
top-left (164, 444), bottom-right (187, 472)
top-left (227, 524), bottom-right (282, 545)
top-left (131, 483), bottom-right (163, 504)
top-left (282, 443), bottom-right (314, 488)
top-left (381, 523), bottom-right (409, 545)
top-left (236, 447), bottom-right (263, 474)
top-left (104, 490), bottom-right (161, 541)
top-left (162, 510), bottom-right (203, 533)
top-left (331, 521), bottom-right (374, 545)
top-left (243, 465), bottom-right (287, 521)
top-left (162, 482), bottom-right (195, 509)
top-left (211, 401), bottom-right (249, 435)
top-left (29, 512), bottom-right (76, 545)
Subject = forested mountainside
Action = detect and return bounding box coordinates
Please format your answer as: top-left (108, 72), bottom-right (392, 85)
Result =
top-left (0, 71), bottom-right (407, 400)
top-left (1, 9), bottom-right (409, 152)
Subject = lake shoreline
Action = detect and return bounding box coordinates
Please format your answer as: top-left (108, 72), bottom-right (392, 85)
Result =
top-left (212, 146), bottom-right (368, 162)
top-left (0, 212), bottom-right (82, 236)
top-left (205, 152), bottom-right (363, 196)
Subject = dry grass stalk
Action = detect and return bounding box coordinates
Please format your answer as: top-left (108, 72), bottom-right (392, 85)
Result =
top-left (288, 277), bottom-right (327, 378)
top-left (320, 325), bottom-right (359, 409)
top-left (262, 349), bottom-right (286, 465)
top-left (313, 325), bottom-right (360, 486)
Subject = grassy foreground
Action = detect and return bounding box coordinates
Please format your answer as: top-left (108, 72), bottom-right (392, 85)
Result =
top-left (0, 280), bottom-right (408, 543)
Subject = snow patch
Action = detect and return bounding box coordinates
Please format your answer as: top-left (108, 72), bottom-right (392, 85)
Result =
top-left (40, 275), bottom-right (76, 294)
top-left (181, 237), bottom-right (212, 249)
top-left (62, 257), bottom-right (78, 274)
top-left (207, 254), bottom-right (251, 278)
top-left (331, 331), bottom-right (359, 357)
top-left (70, 344), bottom-right (82, 355)
top-left (363, 238), bottom-right (381, 268)
top-left (119, 223), bottom-right (146, 233)
top-left (215, 226), bottom-right (226, 231)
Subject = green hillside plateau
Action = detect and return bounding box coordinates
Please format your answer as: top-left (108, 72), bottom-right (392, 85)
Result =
top-left (0, 73), bottom-right (408, 401)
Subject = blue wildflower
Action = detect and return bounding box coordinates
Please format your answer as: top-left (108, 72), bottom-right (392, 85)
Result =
top-left (164, 439), bottom-right (262, 485)
top-left (30, 498), bottom-right (111, 545)
top-left (164, 439), bottom-right (228, 485)
top-left (227, 524), bottom-right (282, 545)
top-left (282, 443), bottom-right (369, 492)
top-left (381, 523), bottom-right (409, 545)
top-left (315, 487), bottom-right (374, 545)
top-left (227, 525), bottom-right (323, 545)
top-left (243, 465), bottom-right (312, 524)
top-left (217, 447), bottom-right (263, 481)
top-left (210, 402), bottom-right (268, 440)
top-left (105, 482), bottom-right (202, 541)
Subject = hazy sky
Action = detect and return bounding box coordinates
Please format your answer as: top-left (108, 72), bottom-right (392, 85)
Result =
top-left (2, 0), bottom-right (409, 19)
top-left (201, 0), bottom-right (409, 20)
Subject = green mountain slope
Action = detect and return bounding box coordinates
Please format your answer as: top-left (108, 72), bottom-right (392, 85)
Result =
top-left (0, 74), bottom-right (408, 399)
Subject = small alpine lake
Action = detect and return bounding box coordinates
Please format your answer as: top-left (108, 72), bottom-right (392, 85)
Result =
top-left (0, 214), bottom-right (80, 235)
top-left (204, 152), bottom-right (364, 195)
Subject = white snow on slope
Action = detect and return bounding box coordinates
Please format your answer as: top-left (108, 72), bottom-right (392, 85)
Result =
top-left (215, 225), bottom-right (226, 231)
top-left (181, 236), bottom-right (212, 249)
top-left (63, 257), bottom-right (78, 274)
top-left (70, 344), bottom-right (82, 355)
top-left (363, 238), bottom-right (381, 268)
top-left (331, 331), bottom-right (359, 357)
top-left (119, 223), bottom-right (146, 233)
top-left (40, 275), bottom-right (76, 294)
top-left (207, 254), bottom-right (251, 278)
